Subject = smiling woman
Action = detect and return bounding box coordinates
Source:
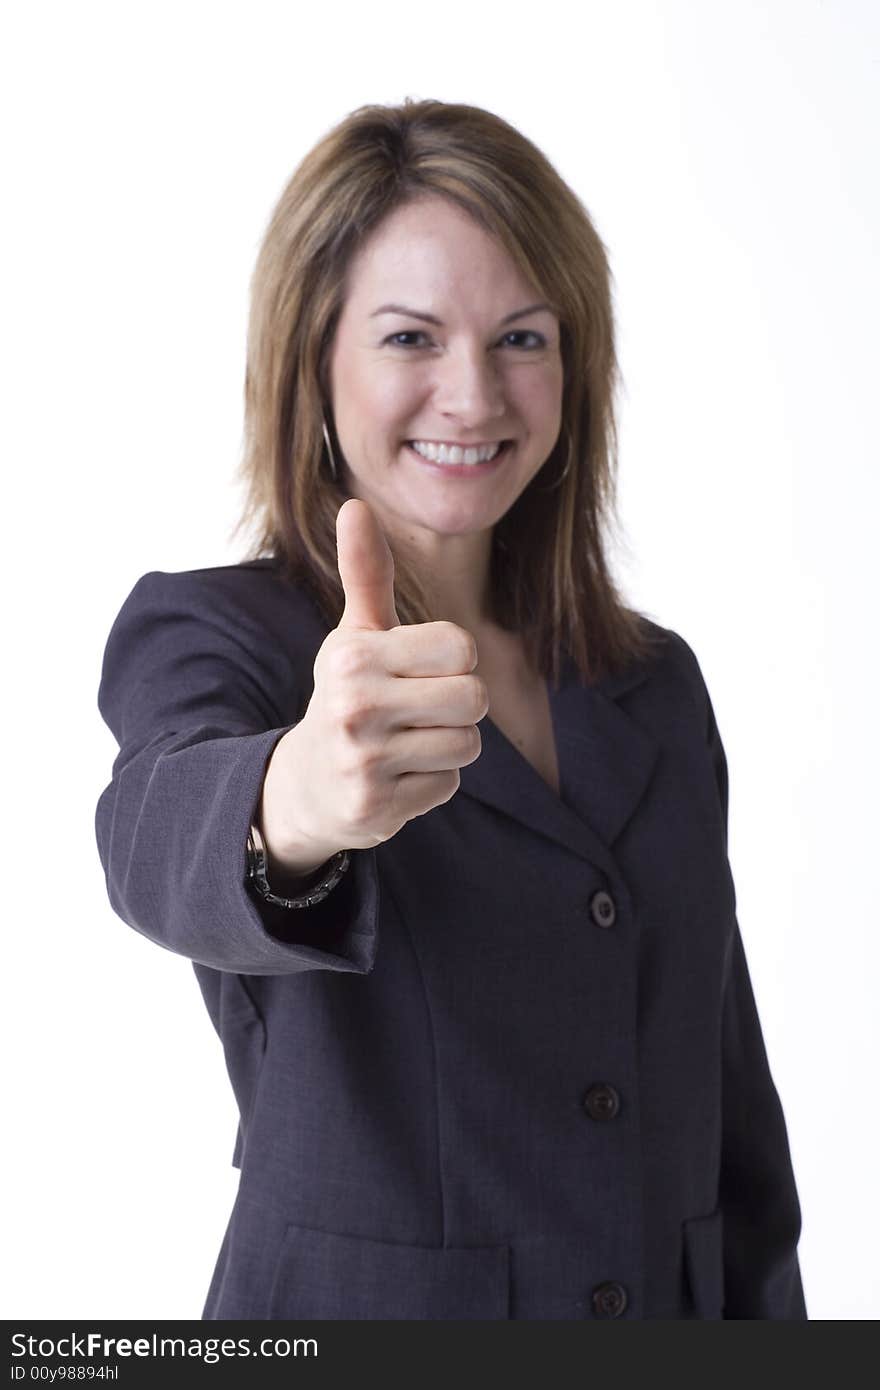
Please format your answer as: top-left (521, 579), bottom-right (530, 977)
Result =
top-left (229, 98), bottom-right (660, 691)
top-left (322, 190), bottom-right (561, 553)
top-left (321, 190), bottom-right (569, 591)
top-left (95, 98), bottom-right (807, 1322)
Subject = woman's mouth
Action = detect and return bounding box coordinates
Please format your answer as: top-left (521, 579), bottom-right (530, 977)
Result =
top-left (404, 439), bottom-right (513, 476)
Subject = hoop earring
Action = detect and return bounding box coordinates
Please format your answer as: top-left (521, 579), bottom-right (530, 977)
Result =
top-left (321, 414), bottom-right (338, 482)
top-left (539, 431), bottom-right (574, 492)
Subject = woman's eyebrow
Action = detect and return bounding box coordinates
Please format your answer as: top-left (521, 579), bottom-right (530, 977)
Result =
top-left (369, 302), bottom-right (554, 326)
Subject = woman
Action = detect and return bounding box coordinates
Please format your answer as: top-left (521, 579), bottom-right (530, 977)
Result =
top-left (95, 99), bottom-right (807, 1319)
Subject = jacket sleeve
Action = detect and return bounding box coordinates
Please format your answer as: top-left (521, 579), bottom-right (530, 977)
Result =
top-left (698, 645), bottom-right (808, 1319)
top-left (94, 568), bottom-right (380, 977)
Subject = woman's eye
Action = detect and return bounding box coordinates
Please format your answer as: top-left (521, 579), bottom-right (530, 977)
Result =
top-left (501, 330), bottom-right (546, 349)
top-left (385, 331), bottom-right (428, 348)
top-left (384, 330), bottom-right (546, 350)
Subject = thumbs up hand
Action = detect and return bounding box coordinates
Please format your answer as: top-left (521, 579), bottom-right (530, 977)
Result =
top-left (258, 498), bottom-right (488, 878)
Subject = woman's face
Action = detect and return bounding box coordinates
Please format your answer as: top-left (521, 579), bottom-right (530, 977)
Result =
top-left (326, 194), bottom-right (564, 544)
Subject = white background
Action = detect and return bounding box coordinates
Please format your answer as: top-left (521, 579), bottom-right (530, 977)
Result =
top-left (3, 0), bottom-right (877, 1320)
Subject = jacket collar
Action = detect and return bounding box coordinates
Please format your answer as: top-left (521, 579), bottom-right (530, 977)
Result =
top-left (457, 646), bottom-right (662, 877)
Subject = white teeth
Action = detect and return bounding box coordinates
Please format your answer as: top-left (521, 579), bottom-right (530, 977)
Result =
top-left (410, 440), bottom-right (502, 465)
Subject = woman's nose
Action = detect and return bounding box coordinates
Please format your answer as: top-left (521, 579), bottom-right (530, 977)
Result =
top-left (431, 347), bottom-right (507, 425)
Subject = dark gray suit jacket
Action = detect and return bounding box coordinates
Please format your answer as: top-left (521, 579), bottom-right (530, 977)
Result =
top-left (94, 559), bottom-right (807, 1320)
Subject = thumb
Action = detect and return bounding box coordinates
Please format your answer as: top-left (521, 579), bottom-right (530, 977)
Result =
top-left (335, 498), bottom-right (401, 631)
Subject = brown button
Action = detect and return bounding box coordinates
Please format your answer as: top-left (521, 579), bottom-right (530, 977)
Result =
top-left (589, 889), bottom-right (617, 928)
top-left (592, 1281), bottom-right (628, 1318)
top-left (583, 1083), bottom-right (621, 1121)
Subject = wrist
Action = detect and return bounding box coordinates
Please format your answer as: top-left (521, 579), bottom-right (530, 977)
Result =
top-left (256, 806), bottom-right (339, 881)
top-left (246, 819), bottom-right (350, 909)
top-left (259, 727), bottom-right (341, 877)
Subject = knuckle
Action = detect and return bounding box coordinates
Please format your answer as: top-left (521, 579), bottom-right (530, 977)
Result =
top-left (326, 635), bottom-right (370, 683)
top-left (354, 740), bottom-right (384, 777)
top-left (325, 689), bottom-right (353, 731)
top-left (472, 675), bottom-right (490, 719)
top-left (460, 631), bottom-right (479, 671)
top-left (436, 620), bottom-right (477, 671)
top-left (337, 736), bottom-right (382, 793)
top-left (335, 712), bottom-right (370, 762)
top-left (335, 691), bottom-right (375, 738)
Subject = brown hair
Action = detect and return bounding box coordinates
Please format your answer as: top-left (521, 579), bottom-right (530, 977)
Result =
top-left (228, 98), bottom-right (664, 687)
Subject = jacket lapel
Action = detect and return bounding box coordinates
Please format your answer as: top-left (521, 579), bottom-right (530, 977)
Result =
top-left (457, 648), bottom-right (660, 877)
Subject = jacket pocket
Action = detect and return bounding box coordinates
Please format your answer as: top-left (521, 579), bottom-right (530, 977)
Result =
top-left (267, 1220), bottom-right (511, 1320)
top-left (682, 1204), bottom-right (725, 1319)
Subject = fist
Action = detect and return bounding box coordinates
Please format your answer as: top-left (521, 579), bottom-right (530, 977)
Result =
top-left (261, 498), bottom-right (489, 867)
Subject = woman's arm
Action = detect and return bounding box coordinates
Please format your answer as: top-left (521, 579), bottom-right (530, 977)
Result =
top-left (94, 568), bottom-right (380, 976)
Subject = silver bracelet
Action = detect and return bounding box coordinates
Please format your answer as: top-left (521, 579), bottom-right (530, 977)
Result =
top-left (245, 819), bottom-right (351, 908)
